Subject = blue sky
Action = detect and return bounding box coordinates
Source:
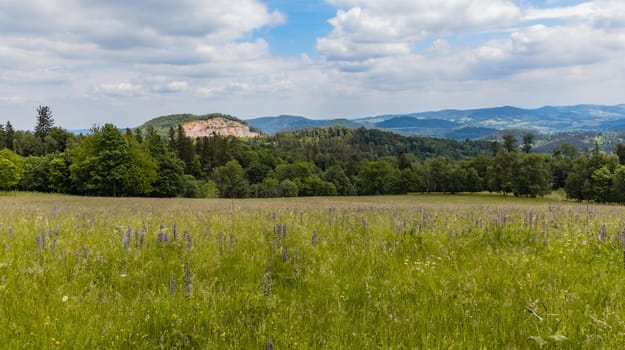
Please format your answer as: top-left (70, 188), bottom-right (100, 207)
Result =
top-left (1, 0), bottom-right (624, 130)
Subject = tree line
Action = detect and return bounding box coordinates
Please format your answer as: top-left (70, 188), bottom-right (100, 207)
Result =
top-left (2, 106), bottom-right (625, 203)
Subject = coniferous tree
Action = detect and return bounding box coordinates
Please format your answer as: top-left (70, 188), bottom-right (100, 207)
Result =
top-left (34, 106), bottom-right (54, 139)
top-left (0, 123), bottom-right (5, 149)
top-left (521, 132), bottom-right (535, 154)
top-left (5, 121), bottom-right (14, 151)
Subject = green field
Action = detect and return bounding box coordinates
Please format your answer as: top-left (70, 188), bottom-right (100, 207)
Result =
top-left (1, 193), bottom-right (624, 348)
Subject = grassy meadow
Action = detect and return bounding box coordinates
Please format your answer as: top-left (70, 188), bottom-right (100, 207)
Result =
top-left (1, 193), bottom-right (625, 348)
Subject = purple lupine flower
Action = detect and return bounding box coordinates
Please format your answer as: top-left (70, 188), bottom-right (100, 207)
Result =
top-left (157, 227), bottom-right (164, 243)
top-left (275, 223), bottom-right (281, 236)
top-left (229, 234), bottom-right (234, 251)
top-left (282, 224), bottom-right (287, 240)
top-left (184, 263), bottom-right (192, 297)
top-left (312, 231), bottom-right (318, 247)
top-left (172, 223), bottom-right (177, 241)
top-left (600, 225), bottom-right (607, 243)
top-left (282, 246), bottom-right (288, 262)
top-left (266, 339), bottom-right (273, 350)
top-left (186, 234), bottom-right (192, 250)
top-left (36, 235), bottom-right (42, 251)
top-left (123, 226), bottom-right (131, 250)
top-left (82, 246), bottom-right (88, 260)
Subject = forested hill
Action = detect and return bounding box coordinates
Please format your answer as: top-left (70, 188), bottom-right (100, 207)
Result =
top-left (273, 127), bottom-right (493, 161)
top-left (6, 110), bottom-right (625, 204)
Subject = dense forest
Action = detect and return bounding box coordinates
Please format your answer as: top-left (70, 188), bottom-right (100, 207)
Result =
top-left (2, 107), bottom-right (625, 203)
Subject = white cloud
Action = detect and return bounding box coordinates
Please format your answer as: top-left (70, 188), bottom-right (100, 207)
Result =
top-left (97, 82), bottom-right (144, 97)
top-left (1, 0), bottom-right (625, 130)
top-left (317, 0), bottom-right (625, 90)
top-left (318, 0), bottom-right (521, 62)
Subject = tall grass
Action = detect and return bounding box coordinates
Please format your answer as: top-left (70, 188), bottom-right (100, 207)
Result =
top-left (0, 194), bottom-right (624, 348)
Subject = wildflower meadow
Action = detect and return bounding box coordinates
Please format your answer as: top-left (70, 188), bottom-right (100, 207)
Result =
top-left (1, 193), bottom-right (624, 348)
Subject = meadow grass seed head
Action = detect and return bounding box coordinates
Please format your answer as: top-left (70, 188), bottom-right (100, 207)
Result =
top-left (263, 267), bottom-right (271, 297)
top-left (169, 275), bottom-right (176, 296)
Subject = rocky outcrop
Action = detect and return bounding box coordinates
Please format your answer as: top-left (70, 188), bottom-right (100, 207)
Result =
top-left (182, 117), bottom-right (260, 138)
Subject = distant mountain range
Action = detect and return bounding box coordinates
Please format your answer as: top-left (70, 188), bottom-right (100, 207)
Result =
top-left (69, 104), bottom-right (625, 153)
top-left (246, 104), bottom-right (625, 140)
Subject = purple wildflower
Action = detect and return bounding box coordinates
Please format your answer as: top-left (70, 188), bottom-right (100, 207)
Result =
top-left (312, 231), bottom-right (318, 247)
top-left (275, 223), bottom-right (281, 236)
top-left (186, 234), bottom-right (192, 250)
top-left (184, 263), bottom-right (192, 297)
top-left (157, 227), bottom-right (164, 243)
top-left (172, 223), bottom-right (177, 241)
top-left (123, 226), bottom-right (131, 250)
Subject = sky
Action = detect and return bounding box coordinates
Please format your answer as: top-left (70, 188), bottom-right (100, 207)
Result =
top-left (1, 0), bottom-right (625, 130)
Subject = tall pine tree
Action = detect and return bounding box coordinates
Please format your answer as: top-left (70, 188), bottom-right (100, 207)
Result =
top-left (35, 105), bottom-right (54, 139)
top-left (5, 121), bottom-right (14, 151)
top-left (0, 123), bottom-right (5, 149)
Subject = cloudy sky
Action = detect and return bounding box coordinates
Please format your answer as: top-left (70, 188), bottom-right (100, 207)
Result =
top-left (1, 0), bottom-right (624, 130)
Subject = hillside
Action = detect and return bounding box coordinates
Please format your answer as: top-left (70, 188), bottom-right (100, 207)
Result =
top-left (137, 113), bottom-right (260, 138)
top-left (247, 115), bottom-right (360, 134)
